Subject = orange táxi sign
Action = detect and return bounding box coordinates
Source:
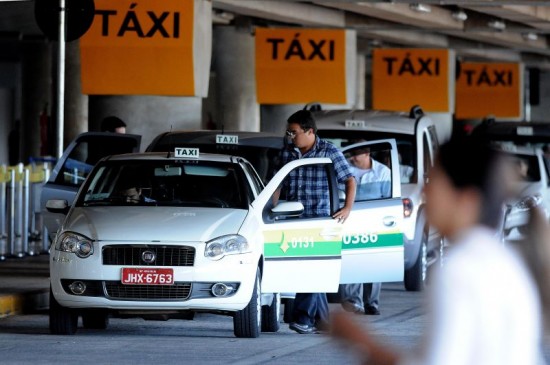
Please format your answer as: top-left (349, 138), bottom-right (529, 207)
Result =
top-left (456, 62), bottom-right (522, 119)
top-left (256, 28), bottom-right (348, 104)
top-left (372, 49), bottom-right (452, 113)
top-left (80, 0), bottom-right (198, 96)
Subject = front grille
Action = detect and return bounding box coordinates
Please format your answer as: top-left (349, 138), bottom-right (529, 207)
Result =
top-left (102, 245), bottom-right (195, 266)
top-left (105, 281), bottom-right (192, 301)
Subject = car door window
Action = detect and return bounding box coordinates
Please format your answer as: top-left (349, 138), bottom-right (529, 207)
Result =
top-left (343, 144), bottom-right (393, 202)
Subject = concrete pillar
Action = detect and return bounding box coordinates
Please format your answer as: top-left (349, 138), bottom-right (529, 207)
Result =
top-left (261, 104), bottom-right (303, 134)
top-left (21, 41), bottom-right (52, 161)
top-left (212, 26), bottom-right (259, 131)
top-left (64, 40), bottom-right (88, 144)
top-left (88, 95), bottom-right (202, 149)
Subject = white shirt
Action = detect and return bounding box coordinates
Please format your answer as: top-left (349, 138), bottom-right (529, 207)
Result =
top-left (351, 159), bottom-right (391, 200)
top-left (351, 158), bottom-right (391, 183)
top-left (401, 226), bottom-right (543, 365)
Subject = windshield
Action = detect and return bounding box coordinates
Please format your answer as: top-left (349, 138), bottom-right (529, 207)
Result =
top-left (317, 130), bottom-right (417, 183)
top-left (77, 160), bottom-right (249, 209)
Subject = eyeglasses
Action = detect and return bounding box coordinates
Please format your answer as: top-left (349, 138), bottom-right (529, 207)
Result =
top-left (285, 129), bottom-right (308, 138)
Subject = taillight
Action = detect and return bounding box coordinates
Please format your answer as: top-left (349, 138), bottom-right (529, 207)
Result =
top-left (402, 198), bottom-right (413, 218)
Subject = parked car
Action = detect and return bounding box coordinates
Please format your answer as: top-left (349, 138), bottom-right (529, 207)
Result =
top-left (46, 140), bottom-right (406, 337)
top-left (40, 132), bottom-right (142, 242)
top-left (312, 104), bottom-right (443, 291)
top-left (470, 120), bottom-right (550, 240)
top-left (146, 130), bottom-right (284, 184)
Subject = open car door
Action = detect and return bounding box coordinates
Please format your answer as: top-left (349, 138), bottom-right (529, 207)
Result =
top-left (339, 139), bottom-right (404, 283)
top-left (41, 132), bottom-right (141, 241)
top-left (253, 157), bottom-right (343, 294)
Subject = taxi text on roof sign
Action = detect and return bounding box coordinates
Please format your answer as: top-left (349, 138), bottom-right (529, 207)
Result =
top-left (455, 62), bottom-right (523, 120)
top-left (80, 0), bottom-right (211, 96)
top-left (255, 28), bottom-right (355, 105)
top-left (372, 49), bottom-right (454, 113)
top-left (174, 148), bottom-right (199, 158)
top-left (216, 135), bottom-right (239, 145)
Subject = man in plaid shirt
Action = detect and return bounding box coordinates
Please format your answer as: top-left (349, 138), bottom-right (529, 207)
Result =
top-left (280, 110), bottom-right (356, 334)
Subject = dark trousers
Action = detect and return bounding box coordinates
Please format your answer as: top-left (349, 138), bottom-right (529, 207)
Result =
top-left (292, 293), bottom-right (329, 327)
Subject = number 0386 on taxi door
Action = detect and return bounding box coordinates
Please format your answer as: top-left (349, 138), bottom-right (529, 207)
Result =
top-left (47, 140), bottom-right (403, 338)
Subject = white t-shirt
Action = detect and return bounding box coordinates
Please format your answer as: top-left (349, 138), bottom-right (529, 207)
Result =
top-left (401, 226), bottom-right (543, 365)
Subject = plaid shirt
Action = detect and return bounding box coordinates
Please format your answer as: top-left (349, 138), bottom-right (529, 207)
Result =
top-left (280, 137), bottom-right (352, 217)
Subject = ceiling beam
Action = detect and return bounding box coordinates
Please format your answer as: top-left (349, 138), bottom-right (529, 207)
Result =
top-left (212, 0), bottom-right (346, 27)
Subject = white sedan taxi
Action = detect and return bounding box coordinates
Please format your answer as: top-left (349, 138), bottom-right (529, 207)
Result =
top-left (47, 142), bottom-right (404, 338)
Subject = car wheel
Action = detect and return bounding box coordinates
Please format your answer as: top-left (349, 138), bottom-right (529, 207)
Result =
top-left (404, 227), bottom-right (428, 292)
top-left (282, 298), bottom-right (294, 324)
top-left (261, 293), bottom-right (281, 332)
top-left (49, 288), bottom-right (78, 335)
top-left (82, 310), bottom-right (109, 330)
top-left (233, 269), bottom-right (261, 338)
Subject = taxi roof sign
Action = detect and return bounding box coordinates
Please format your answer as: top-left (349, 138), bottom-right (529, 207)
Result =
top-left (174, 147), bottom-right (199, 158)
top-left (216, 134), bottom-right (239, 145)
top-left (345, 120), bottom-right (366, 128)
top-left (517, 126), bottom-right (533, 136)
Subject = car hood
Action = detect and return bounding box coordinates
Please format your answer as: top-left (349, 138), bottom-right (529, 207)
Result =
top-left (62, 207), bottom-right (248, 242)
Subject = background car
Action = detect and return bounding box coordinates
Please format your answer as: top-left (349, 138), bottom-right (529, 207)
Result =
top-left (311, 104), bottom-right (443, 291)
top-left (470, 119), bottom-right (550, 240)
top-left (146, 130), bottom-right (285, 184)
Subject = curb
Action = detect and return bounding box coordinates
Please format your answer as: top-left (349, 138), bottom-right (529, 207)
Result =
top-left (0, 289), bottom-right (49, 318)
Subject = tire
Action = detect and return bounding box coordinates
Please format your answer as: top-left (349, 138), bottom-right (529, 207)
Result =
top-left (49, 288), bottom-right (78, 335)
top-left (82, 310), bottom-right (109, 330)
top-left (283, 298), bottom-right (294, 324)
top-left (404, 227), bottom-right (428, 292)
top-left (233, 269), bottom-right (261, 338)
top-left (261, 293), bottom-right (280, 332)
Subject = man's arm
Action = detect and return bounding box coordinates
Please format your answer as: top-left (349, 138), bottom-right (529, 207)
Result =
top-left (333, 177), bottom-right (356, 223)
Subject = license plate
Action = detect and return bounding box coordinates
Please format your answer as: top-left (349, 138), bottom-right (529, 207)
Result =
top-left (121, 268), bottom-right (174, 285)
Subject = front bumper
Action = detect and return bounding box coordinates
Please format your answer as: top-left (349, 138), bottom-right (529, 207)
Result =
top-left (50, 244), bottom-right (258, 312)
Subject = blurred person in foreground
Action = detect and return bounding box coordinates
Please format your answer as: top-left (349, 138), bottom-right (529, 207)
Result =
top-left (330, 136), bottom-right (545, 365)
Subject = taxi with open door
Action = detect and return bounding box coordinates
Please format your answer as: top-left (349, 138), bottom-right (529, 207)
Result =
top-left (47, 142), bottom-right (404, 338)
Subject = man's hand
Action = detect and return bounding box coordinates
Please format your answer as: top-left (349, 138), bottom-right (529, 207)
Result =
top-left (333, 177), bottom-right (356, 224)
top-left (333, 206), bottom-right (351, 223)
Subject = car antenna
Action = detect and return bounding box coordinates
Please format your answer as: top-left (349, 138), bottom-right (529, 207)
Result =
top-left (166, 125), bottom-right (173, 158)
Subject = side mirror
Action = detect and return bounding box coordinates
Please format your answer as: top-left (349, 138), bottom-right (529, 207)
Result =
top-left (338, 190), bottom-right (346, 202)
top-left (271, 201), bottom-right (304, 219)
top-left (46, 199), bottom-right (70, 215)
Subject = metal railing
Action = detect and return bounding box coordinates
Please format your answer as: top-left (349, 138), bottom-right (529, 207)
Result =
top-left (0, 161), bottom-right (52, 259)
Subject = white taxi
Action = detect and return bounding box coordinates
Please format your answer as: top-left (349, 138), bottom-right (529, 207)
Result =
top-left (47, 143), bottom-right (404, 337)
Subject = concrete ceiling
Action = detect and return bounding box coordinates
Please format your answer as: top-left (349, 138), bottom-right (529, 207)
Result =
top-left (2, 0), bottom-right (550, 67)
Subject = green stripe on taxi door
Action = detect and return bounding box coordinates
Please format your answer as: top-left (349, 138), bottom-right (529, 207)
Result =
top-left (341, 232), bottom-right (404, 250)
top-left (264, 228), bottom-right (342, 258)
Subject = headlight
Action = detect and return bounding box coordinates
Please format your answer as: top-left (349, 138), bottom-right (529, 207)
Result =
top-left (514, 195), bottom-right (542, 211)
top-left (56, 232), bottom-right (94, 258)
top-left (205, 235), bottom-right (250, 260)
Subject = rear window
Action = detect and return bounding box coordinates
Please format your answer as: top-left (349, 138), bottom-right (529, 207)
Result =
top-left (317, 130), bottom-right (417, 184)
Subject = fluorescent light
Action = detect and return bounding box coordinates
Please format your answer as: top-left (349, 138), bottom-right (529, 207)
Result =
top-left (451, 10), bottom-right (468, 22)
top-left (409, 3), bottom-right (431, 13)
top-left (488, 20), bottom-right (506, 31)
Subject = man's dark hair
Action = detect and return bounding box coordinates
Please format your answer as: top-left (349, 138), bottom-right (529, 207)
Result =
top-left (287, 110), bottom-right (317, 133)
top-left (437, 136), bottom-right (506, 229)
top-left (101, 116), bottom-right (127, 132)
